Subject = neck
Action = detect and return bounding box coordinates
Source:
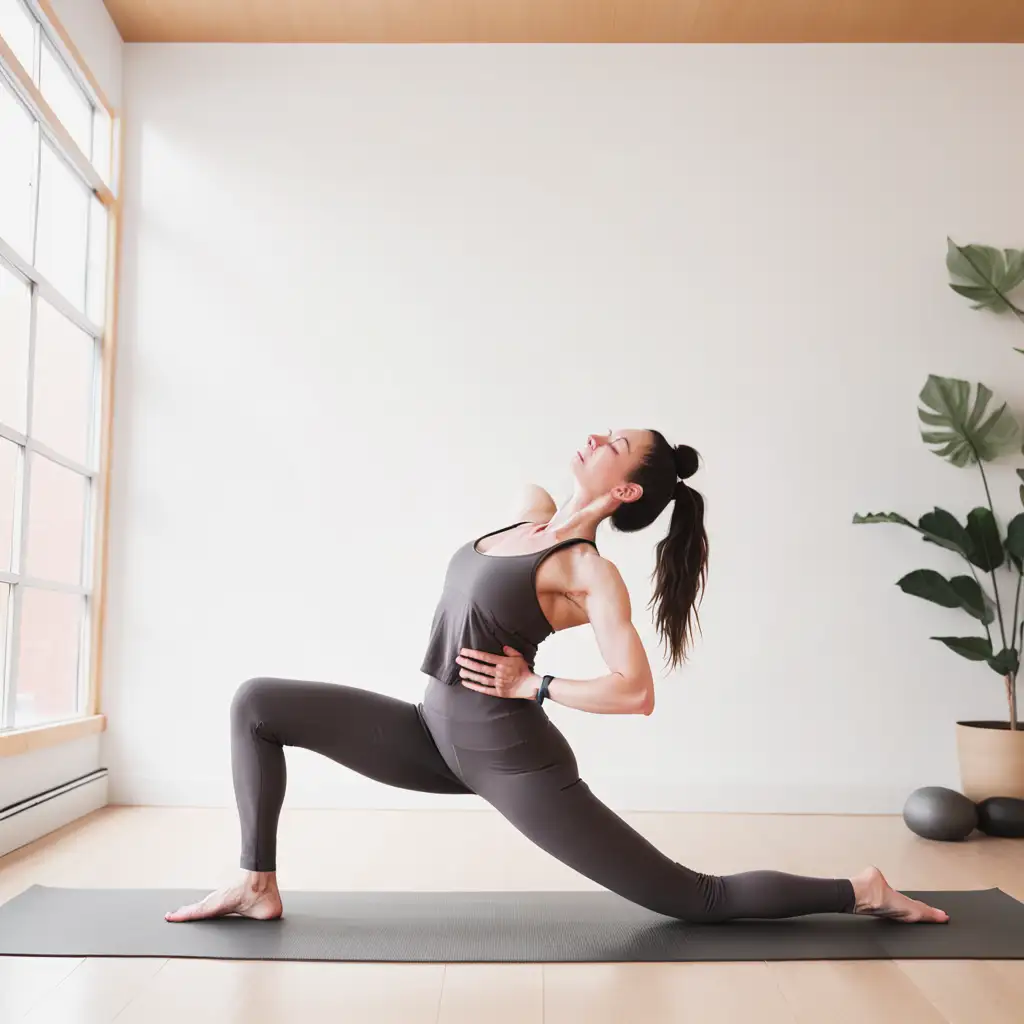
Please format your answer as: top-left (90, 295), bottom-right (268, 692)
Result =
top-left (540, 488), bottom-right (608, 542)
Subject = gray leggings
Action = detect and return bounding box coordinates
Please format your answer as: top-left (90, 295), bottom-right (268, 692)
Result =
top-left (231, 676), bottom-right (855, 922)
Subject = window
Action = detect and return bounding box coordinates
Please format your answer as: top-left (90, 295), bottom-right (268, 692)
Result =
top-left (0, 0), bottom-right (116, 732)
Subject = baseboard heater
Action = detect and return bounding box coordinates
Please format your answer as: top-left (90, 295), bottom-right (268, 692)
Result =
top-left (0, 769), bottom-right (109, 859)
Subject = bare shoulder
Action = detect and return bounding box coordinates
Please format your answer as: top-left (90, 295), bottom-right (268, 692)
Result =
top-left (516, 483), bottom-right (557, 523)
top-left (547, 545), bottom-right (629, 618)
top-left (574, 548), bottom-right (629, 601)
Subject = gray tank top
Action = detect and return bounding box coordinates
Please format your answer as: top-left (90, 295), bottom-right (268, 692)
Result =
top-left (421, 522), bottom-right (598, 687)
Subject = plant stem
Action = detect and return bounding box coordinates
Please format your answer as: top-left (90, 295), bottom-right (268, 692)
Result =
top-left (1013, 571), bottom-right (1023, 653)
top-left (1006, 674), bottom-right (1018, 731)
top-left (965, 560), bottom-right (995, 647)
top-left (977, 460), bottom-right (1009, 650)
top-left (977, 459), bottom-right (997, 520)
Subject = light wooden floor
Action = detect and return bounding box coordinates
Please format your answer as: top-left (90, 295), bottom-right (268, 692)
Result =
top-left (1, 806), bottom-right (1023, 1022)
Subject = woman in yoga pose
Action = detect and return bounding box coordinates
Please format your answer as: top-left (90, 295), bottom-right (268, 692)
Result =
top-left (167, 429), bottom-right (947, 925)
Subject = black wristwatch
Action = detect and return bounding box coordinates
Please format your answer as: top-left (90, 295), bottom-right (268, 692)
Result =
top-left (536, 674), bottom-right (554, 705)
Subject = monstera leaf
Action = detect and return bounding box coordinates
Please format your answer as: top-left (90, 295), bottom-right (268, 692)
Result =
top-left (947, 238), bottom-right (1024, 316)
top-left (918, 376), bottom-right (1020, 467)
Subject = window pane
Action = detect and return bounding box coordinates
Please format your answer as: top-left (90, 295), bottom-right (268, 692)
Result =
top-left (35, 142), bottom-right (89, 309)
top-left (0, 0), bottom-right (36, 76)
top-left (15, 587), bottom-right (83, 727)
top-left (0, 438), bottom-right (18, 572)
top-left (0, 80), bottom-right (37, 260)
top-left (40, 42), bottom-right (92, 158)
top-left (26, 454), bottom-right (86, 585)
top-left (0, 262), bottom-right (30, 431)
top-left (92, 107), bottom-right (111, 185)
top-left (32, 297), bottom-right (94, 464)
top-left (86, 196), bottom-right (107, 326)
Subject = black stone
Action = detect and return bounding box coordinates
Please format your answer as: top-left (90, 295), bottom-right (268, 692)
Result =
top-left (976, 797), bottom-right (1024, 838)
top-left (902, 786), bottom-right (978, 841)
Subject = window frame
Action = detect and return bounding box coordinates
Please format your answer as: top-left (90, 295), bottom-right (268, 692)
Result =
top-left (0, 0), bottom-right (119, 748)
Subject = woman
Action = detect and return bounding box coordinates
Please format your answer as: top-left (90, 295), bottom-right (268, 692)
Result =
top-left (167, 429), bottom-right (947, 925)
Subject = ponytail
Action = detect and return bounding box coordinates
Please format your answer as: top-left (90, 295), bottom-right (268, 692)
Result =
top-left (650, 481), bottom-right (708, 670)
top-left (610, 433), bottom-right (709, 671)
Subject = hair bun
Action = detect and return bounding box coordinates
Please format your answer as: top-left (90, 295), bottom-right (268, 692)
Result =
top-left (674, 444), bottom-right (699, 480)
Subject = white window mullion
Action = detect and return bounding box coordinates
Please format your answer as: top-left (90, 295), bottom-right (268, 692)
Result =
top-left (0, 234), bottom-right (102, 339)
top-left (0, 32), bottom-right (109, 202)
top-left (0, 571), bottom-right (87, 596)
top-left (27, 438), bottom-right (94, 479)
top-left (2, 585), bottom-right (21, 729)
top-left (2, 283), bottom-right (38, 730)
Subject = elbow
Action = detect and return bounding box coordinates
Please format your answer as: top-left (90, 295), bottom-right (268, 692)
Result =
top-left (627, 681), bottom-right (655, 716)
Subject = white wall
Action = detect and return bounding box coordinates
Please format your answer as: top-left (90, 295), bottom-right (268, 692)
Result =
top-left (107, 43), bottom-right (1024, 814)
top-left (49, 0), bottom-right (123, 107)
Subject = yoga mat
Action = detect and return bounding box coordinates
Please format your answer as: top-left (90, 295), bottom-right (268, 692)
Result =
top-left (1, 886), bottom-right (1022, 963)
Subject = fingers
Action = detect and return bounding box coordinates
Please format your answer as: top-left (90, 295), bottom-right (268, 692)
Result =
top-left (455, 655), bottom-right (495, 677)
top-left (459, 648), bottom-right (501, 665)
top-left (459, 667), bottom-right (496, 685)
top-left (460, 679), bottom-right (514, 697)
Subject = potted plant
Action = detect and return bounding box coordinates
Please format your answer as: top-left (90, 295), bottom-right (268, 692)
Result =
top-left (854, 240), bottom-right (1024, 801)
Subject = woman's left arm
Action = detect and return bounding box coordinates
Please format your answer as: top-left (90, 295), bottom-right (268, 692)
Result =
top-left (456, 557), bottom-right (655, 715)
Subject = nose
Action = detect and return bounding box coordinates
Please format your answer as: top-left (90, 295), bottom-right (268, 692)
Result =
top-left (586, 433), bottom-right (606, 450)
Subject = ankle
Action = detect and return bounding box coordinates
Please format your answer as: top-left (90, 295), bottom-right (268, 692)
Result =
top-left (850, 866), bottom-right (881, 911)
top-left (245, 870), bottom-right (277, 894)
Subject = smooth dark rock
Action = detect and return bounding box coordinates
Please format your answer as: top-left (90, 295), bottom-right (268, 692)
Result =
top-left (902, 786), bottom-right (978, 841)
top-left (976, 797), bottom-right (1024, 838)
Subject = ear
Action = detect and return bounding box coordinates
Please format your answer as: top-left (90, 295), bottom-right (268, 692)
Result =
top-left (611, 481), bottom-right (643, 504)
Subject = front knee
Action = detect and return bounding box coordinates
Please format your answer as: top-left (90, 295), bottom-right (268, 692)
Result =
top-left (230, 677), bottom-right (278, 727)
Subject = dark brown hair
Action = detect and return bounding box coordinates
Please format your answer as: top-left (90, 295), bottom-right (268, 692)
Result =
top-left (610, 430), bottom-right (708, 670)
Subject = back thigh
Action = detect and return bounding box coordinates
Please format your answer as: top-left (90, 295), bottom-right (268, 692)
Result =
top-left (473, 761), bottom-right (712, 920)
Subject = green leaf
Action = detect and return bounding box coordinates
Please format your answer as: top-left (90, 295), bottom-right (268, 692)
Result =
top-left (932, 636), bottom-right (993, 661)
top-left (853, 512), bottom-right (913, 527)
top-left (988, 648), bottom-right (1020, 676)
top-left (966, 507), bottom-right (1005, 571)
top-left (898, 569), bottom-right (994, 623)
top-left (919, 508), bottom-right (971, 558)
top-left (947, 239), bottom-right (1024, 313)
top-left (918, 375), bottom-right (1020, 467)
top-left (949, 575), bottom-right (995, 624)
top-left (1006, 513), bottom-right (1024, 570)
top-left (897, 569), bottom-right (961, 608)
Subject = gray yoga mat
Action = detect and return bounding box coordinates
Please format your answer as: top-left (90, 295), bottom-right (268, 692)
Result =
top-left (1, 885), bottom-right (1022, 962)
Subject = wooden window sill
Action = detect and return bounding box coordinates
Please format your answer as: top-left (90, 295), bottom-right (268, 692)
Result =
top-left (0, 715), bottom-right (107, 758)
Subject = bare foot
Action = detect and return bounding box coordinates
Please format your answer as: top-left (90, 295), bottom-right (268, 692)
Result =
top-left (851, 866), bottom-right (948, 923)
top-left (165, 872), bottom-right (283, 922)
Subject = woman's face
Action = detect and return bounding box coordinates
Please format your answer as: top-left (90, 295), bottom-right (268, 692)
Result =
top-left (570, 428), bottom-right (651, 498)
